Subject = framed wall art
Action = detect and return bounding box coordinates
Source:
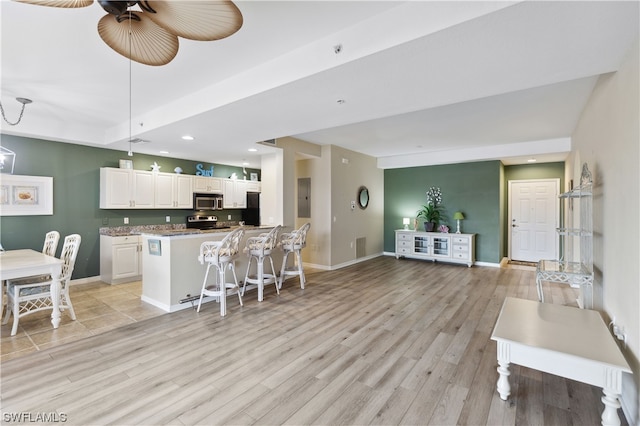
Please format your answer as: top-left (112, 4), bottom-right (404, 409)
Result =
top-left (0, 175), bottom-right (53, 216)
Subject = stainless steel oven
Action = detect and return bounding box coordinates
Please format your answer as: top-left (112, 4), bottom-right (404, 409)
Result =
top-left (193, 193), bottom-right (223, 210)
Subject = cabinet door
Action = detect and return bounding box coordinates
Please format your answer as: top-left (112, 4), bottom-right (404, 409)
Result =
top-left (175, 174), bottom-right (193, 208)
top-left (154, 173), bottom-right (175, 209)
top-left (100, 168), bottom-right (132, 208)
top-left (413, 235), bottom-right (431, 255)
top-left (194, 176), bottom-right (223, 193)
top-left (112, 243), bottom-right (140, 280)
top-left (223, 179), bottom-right (247, 208)
top-left (235, 180), bottom-right (247, 208)
top-left (132, 170), bottom-right (155, 208)
top-left (246, 181), bottom-right (261, 192)
top-left (431, 236), bottom-right (451, 258)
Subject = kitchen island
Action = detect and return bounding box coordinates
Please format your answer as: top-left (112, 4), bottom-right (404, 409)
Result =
top-left (139, 226), bottom-right (285, 312)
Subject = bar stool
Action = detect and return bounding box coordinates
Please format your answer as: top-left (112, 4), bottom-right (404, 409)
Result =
top-left (242, 225), bottom-right (281, 301)
top-left (197, 228), bottom-right (245, 316)
top-left (278, 223), bottom-right (310, 290)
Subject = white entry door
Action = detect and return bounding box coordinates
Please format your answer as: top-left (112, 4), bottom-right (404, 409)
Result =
top-left (509, 179), bottom-right (559, 262)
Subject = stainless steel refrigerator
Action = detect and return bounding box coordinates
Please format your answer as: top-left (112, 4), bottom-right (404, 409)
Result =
top-left (242, 192), bottom-right (260, 226)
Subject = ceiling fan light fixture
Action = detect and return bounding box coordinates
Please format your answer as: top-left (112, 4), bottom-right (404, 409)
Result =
top-left (0, 97), bottom-right (33, 126)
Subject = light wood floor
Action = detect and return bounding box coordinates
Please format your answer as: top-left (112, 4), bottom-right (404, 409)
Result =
top-left (0, 256), bottom-right (627, 425)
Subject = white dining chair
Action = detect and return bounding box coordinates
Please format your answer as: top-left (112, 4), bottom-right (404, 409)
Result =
top-left (197, 228), bottom-right (245, 316)
top-left (242, 225), bottom-right (281, 302)
top-left (43, 230), bottom-right (60, 257)
top-left (3, 234), bottom-right (81, 336)
top-left (278, 223), bottom-right (310, 290)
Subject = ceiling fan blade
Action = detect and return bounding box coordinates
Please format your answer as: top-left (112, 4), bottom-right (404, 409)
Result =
top-left (139, 0), bottom-right (243, 41)
top-left (98, 12), bottom-right (179, 66)
top-left (14, 0), bottom-right (93, 7)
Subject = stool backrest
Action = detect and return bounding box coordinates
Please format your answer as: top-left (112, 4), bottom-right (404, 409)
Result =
top-left (199, 228), bottom-right (246, 265)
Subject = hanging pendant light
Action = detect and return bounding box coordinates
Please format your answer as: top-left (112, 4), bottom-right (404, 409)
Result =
top-left (0, 97), bottom-right (33, 126)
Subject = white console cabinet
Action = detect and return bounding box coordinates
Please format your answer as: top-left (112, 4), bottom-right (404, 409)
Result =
top-left (395, 230), bottom-right (475, 267)
top-left (100, 235), bottom-right (142, 284)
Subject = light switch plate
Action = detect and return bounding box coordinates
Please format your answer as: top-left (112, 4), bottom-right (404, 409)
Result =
top-left (166, 216), bottom-right (170, 223)
top-left (124, 217), bottom-right (129, 224)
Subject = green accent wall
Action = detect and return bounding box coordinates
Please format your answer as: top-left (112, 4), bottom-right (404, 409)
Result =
top-left (384, 160), bottom-right (565, 264)
top-left (0, 135), bottom-right (259, 279)
top-left (384, 161), bottom-right (503, 263)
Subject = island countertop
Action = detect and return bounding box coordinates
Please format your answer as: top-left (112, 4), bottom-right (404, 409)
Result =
top-left (139, 225), bottom-right (286, 312)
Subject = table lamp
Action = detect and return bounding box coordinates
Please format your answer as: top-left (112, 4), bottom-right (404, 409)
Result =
top-left (453, 211), bottom-right (464, 233)
top-left (403, 217), bottom-right (410, 230)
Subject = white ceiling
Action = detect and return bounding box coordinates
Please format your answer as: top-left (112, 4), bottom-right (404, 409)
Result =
top-left (1, 1), bottom-right (638, 169)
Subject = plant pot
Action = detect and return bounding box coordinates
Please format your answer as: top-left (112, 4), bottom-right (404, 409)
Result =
top-left (424, 222), bottom-right (436, 232)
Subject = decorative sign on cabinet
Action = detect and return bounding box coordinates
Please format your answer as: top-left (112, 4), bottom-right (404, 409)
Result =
top-left (395, 230), bottom-right (475, 267)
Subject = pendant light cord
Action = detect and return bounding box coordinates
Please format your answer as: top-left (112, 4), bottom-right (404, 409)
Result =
top-left (127, 9), bottom-right (133, 156)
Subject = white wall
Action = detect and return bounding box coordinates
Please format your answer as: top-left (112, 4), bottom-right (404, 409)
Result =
top-left (569, 39), bottom-right (639, 423)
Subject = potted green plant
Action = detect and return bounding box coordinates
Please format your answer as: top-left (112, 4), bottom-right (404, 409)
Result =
top-left (417, 203), bottom-right (442, 232)
top-left (417, 186), bottom-right (444, 232)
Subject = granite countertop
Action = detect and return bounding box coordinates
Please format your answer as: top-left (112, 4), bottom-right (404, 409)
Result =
top-left (100, 224), bottom-right (274, 237)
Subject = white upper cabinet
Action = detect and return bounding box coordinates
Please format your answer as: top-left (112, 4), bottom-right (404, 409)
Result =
top-left (100, 167), bottom-right (193, 209)
top-left (100, 168), bottom-right (154, 209)
top-left (223, 179), bottom-right (247, 208)
top-left (155, 173), bottom-right (193, 209)
top-left (193, 176), bottom-right (223, 193)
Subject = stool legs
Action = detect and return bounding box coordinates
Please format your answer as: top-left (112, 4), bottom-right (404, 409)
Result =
top-left (198, 261), bottom-right (242, 317)
top-left (279, 248), bottom-right (306, 290)
top-left (243, 254), bottom-right (279, 302)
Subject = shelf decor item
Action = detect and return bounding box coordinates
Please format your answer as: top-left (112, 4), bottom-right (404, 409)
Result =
top-left (453, 211), bottom-right (465, 233)
top-left (417, 186), bottom-right (444, 232)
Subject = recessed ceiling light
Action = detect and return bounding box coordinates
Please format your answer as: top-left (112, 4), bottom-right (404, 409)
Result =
top-left (181, 135), bottom-right (194, 141)
top-left (242, 162), bottom-right (250, 166)
top-left (248, 148), bottom-right (257, 152)
top-left (159, 150), bottom-right (169, 154)
top-left (527, 158), bottom-right (537, 163)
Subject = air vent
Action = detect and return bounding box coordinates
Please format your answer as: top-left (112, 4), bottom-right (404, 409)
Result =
top-left (129, 138), bottom-right (149, 144)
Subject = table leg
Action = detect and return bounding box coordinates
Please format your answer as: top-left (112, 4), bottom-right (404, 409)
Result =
top-left (601, 388), bottom-right (622, 426)
top-left (497, 360), bottom-right (511, 400)
top-left (50, 277), bottom-right (61, 329)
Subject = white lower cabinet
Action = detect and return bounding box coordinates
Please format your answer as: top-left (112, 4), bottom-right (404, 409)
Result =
top-left (100, 235), bottom-right (142, 284)
top-left (395, 230), bottom-right (475, 267)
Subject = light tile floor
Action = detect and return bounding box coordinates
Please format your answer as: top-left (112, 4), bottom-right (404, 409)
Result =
top-left (1, 280), bottom-right (165, 361)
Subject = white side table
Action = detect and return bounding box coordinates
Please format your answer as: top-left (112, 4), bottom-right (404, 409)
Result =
top-left (491, 297), bottom-right (631, 426)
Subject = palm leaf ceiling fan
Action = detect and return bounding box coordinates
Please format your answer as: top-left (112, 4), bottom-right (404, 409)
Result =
top-left (15, 0), bottom-right (243, 66)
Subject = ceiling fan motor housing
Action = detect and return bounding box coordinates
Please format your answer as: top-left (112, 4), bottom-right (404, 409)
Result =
top-left (98, 1), bottom-right (138, 16)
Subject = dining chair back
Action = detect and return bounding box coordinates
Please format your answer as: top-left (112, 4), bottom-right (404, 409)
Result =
top-left (43, 231), bottom-right (60, 257)
top-left (278, 222), bottom-right (311, 290)
top-left (3, 234), bottom-right (81, 336)
top-left (197, 228), bottom-right (245, 316)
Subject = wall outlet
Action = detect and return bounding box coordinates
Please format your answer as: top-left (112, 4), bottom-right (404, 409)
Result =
top-left (102, 217), bottom-right (108, 225)
top-left (166, 216), bottom-right (170, 223)
top-left (228, 215), bottom-right (232, 220)
top-left (124, 217), bottom-right (129, 224)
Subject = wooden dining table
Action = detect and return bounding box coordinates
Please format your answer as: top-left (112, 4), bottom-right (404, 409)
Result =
top-left (0, 249), bottom-right (64, 333)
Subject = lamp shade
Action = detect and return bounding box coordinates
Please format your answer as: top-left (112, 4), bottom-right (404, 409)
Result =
top-left (403, 218), bottom-right (411, 225)
top-left (453, 212), bottom-right (465, 220)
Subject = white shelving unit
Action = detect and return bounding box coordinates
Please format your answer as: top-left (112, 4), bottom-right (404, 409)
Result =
top-left (536, 163), bottom-right (593, 308)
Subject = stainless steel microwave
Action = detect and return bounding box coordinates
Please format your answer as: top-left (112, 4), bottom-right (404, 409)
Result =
top-left (194, 193), bottom-right (223, 210)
